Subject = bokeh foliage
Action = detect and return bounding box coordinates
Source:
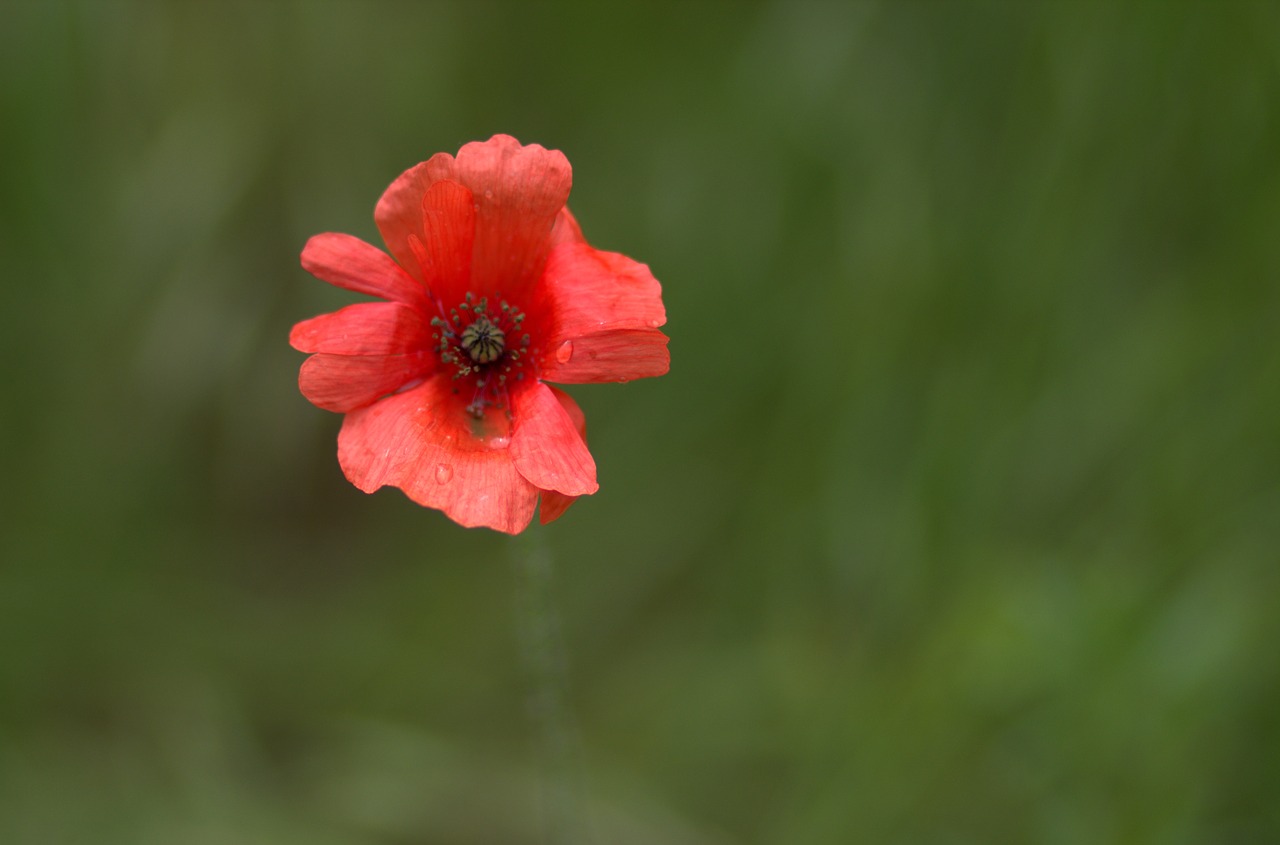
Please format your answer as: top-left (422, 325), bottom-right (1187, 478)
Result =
top-left (2, 1), bottom-right (1279, 842)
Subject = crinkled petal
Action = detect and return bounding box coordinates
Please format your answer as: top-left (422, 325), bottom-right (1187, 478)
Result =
top-left (298, 352), bottom-right (433, 413)
top-left (337, 376), bottom-right (538, 533)
top-left (538, 386), bottom-right (588, 524)
top-left (300, 233), bottom-right (428, 308)
top-left (539, 242), bottom-right (666, 334)
top-left (373, 159), bottom-right (438, 283)
top-left (417, 179), bottom-right (476, 308)
top-left (376, 136), bottom-right (571, 302)
top-left (425, 134), bottom-right (572, 300)
top-left (535, 242), bottom-right (670, 383)
top-left (540, 329), bottom-right (671, 384)
top-left (289, 302), bottom-right (430, 356)
top-left (510, 382), bottom-right (598, 497)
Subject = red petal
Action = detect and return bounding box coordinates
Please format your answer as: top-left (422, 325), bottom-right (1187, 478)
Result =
top-left (376, 136), bottom-right (572, 302)
top-left (534, 242), bottom-right (670, 383)
top-left (298, 352), bottom-right (433, 413)
top-left (539, 490), bottom-right (576, 524)
top-left (550, 384), bottom-right (586, 432)
top-left (428, 135), bottom-right (572, 300)
top-left (337, 376), bottom-right (538, 533)
top-left (373, 158), bottom-right (439, 283)
top-left (289, 302), bottom-right (430, 356)
top-left (418, 179), bottom-right (476, 308)
top-left (300, 233), bottom-right (428, 308)
top-left (540, 242), bottom-right (666, 333)
top-left (538, 387), bottom-right (588, 524)
top-left (549, 206), bottom-right (585, 247)
top-left (540, 329), bottom-right (671, 384)
top-left (510, 382), bottom-right (598, 497)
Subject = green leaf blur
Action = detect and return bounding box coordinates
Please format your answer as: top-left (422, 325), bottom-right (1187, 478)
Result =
top-left (2, 2), bottom-right (1278, 843)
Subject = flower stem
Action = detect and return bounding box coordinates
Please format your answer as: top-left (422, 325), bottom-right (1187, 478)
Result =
top-left (512, 530), bottom-right (587, 844)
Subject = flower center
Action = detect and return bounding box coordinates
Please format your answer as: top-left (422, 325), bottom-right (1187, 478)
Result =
top-left (430, 293), bottom-right (532, 418)
top-left (459, 315), bottom-right (504, 363)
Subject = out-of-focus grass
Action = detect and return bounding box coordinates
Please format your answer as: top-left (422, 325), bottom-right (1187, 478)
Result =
top-left (2, 2), bottom-right (1278, 843)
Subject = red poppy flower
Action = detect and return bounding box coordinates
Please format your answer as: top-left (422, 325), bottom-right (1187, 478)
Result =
top-left (290, 135), bottom-right (669, 533)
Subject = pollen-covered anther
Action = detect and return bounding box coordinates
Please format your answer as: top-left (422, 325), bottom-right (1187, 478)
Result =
top-left (460, 315), bottom-right (505, 363)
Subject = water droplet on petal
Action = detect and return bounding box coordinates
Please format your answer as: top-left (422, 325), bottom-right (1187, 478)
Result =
top-left (483, 189), bottom-right (494, 199)
top-left (555, 340), bottom-right (574, 364)
top-left (435, 463), bottom-right (453, 484)
top-left (487, 435), bottom-right (510, 450)
top-left (646, 318), bottom-right (661, 328)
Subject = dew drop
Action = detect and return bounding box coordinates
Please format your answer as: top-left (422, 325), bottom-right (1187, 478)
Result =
top-left (487, 435), bottom-right (511, 450)
top-left (483, 189), bottom-right (494, 199)
top-left (646, 318), bottom-right (661, 328)
top-left (435, 463), bottom-right (453, 484)
top-left (555, 340), bottom-right (574, 364)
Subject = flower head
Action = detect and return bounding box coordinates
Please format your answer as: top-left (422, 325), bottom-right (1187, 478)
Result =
top-left (290, 135), bottom-right (669, 533)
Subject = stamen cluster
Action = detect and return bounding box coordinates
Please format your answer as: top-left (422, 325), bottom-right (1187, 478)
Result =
top-left (430, 292), bottom-right (532, 417)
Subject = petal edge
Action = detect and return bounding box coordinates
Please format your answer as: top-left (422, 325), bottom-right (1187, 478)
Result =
top-left (300, 233), bottom-right (428, 307)
top-left (337, 377), bottom-right (539, 533)
top-left (539, 329), bottom-right (670, 384)
top-left (510, 383), bottom-right (598, 497)
top-left (298, 352), bottom-right (433, 413)
top-left (290, 302), bottom-right (429, 356)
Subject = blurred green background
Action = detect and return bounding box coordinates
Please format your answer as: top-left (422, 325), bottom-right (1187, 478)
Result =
top-left (3, 1), bottom-right (1279, 842)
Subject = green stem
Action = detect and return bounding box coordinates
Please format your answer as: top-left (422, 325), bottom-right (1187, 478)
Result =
top-left (512, 530), bottom-right (586, 844)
